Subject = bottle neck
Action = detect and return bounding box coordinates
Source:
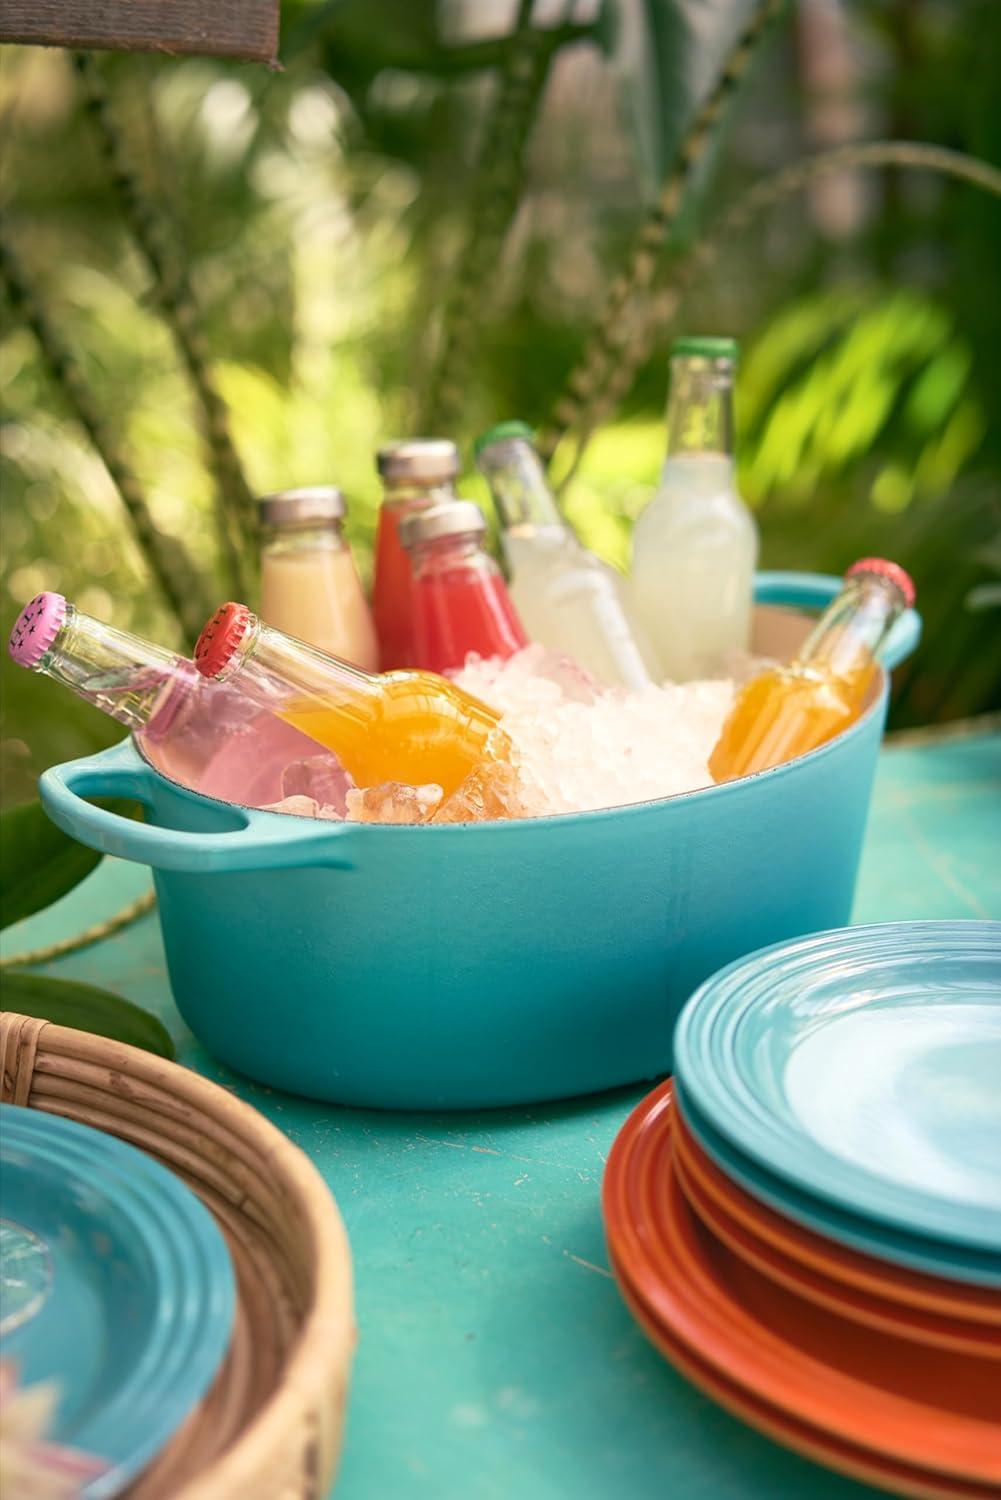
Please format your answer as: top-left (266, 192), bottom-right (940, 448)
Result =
top-left (220, 613), bottom-right (376, 709)
top-left (410, 532), bottom-right (496, 580)
top-left (381, 481), bottom-right (456, 512)
top-left (796, 576), bottom-right (905, 678)
top-left (478, 441), bottom-right (567, 540)
top-left (262, 520), bottom-right (345, 555)
top-left (664, 357), bottom-right (735, 459)
top-left (41, 607), bottom-right (195, 736)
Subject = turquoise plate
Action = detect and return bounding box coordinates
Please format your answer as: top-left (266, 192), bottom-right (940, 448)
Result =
top-left (674, 1084), bottom-right (1001, 1287)
top-left (0, 1105), bottom-right (235, 1497)
top-left (674, 921), bottom-right (1001, 1257)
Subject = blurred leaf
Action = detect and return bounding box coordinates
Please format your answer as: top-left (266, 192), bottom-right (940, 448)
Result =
top-left (0, 971), bottom-right (174, 1058)
top-left (0, 800), bottom-right (103, 929)
top-left (0, 796), bottom-right (144, 924)
top-left (609, 0), bottom-right (760, 194)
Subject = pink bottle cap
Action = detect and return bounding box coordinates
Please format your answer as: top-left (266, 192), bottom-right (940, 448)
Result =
top-left (845, 558), bottom-right (915, 609)
top-left (195, 602), bottom-right (253, 678)
top-left (9, 592), bottom-right (67, 669)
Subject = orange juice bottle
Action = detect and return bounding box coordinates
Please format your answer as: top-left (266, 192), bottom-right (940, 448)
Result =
top-left (194, 602), bottom-right (508, 801)
top-left (709, 559), bottom-right (914, 782)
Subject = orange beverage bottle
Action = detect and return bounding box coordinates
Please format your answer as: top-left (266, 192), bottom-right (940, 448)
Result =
top-left (709, 559), bottom-right (914, 782)
top-left (194, 602), bottom-right (508, 800)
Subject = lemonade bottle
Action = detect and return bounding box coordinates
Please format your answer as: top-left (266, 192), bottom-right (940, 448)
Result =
top-left (475, 422), bottom-right (657, 691)
top-left (709, 559), bottom-right (915, 782)
top-left (194, 602), bottom-right (509, 800)
top-left (630, 337), bottom-right (758, 681)
top-left (373, 439), bottom-right (460, 670)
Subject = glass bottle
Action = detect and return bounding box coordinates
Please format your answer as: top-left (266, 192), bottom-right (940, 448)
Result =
top-left (630, 337), bottom-right (758, 681)
top-left (474, 422), bottom-right (657, 691)
top-left (709, 559), bottom-right (914, 782)
top-left (400, 499), bottom-right (528, 676)
top-left (373, 439), bottom-right (460, 670)
top-left (7, 593), bottom-right (318, 803)
top-left (259, 486), bottom-right (378, 669)
top-left (194, 602), bottom-right (510, 801)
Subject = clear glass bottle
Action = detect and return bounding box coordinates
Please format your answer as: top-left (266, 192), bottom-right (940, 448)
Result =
top-left (709, 559), bottom-right (914, 782)
top-left (630, 337), bottom-right (758, 681)
top-left (259, 486), bottom-right (378, 670)
top-left (474, 422), bottom-right (657, 691)
top-left (194, 602), bottom-right (511, 803)
top-left (400, 500), bottom-right (527, 676)
top-left (7, 593), bottom-right (318, 802)
top-left (373, 439), bottom-right (460, 670)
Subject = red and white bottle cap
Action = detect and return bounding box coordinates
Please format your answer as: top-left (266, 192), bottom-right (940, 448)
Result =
top-left (845, 558), bottom-right (915, 609)
top-left (9, 592), bottom-right (67, 669)
top-left (195, 602), bottom-right (253, 678)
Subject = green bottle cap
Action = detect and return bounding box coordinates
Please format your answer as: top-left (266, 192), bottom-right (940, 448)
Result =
top-left (474, 420), bottom-right (536, 458)
top-left (670, 336), bottom-right (739, 362)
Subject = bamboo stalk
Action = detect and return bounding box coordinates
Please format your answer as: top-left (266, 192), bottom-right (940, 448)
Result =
top-left (539, 0), bottom-right (786, 463)
top-left (551, 140), bottom-right (1001, 488)
top-left (0, 230), bottom-right (208, 644)
top-left (73, 52), bottom-right (255, 598)
top-left (419, 0), bottom-right (558, 433)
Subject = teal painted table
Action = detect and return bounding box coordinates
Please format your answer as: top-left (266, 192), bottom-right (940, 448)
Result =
top-left (4, 729), bottom-right (1000, 1499)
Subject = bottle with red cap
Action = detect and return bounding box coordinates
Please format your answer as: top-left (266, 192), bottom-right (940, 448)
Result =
top-left (399, 499), bottom-right (528, 676)
top-left (194, 601), bottom-right (512, 806)
top-left (708, 559), bottom-right (915, 782)
top-left (6, 592), bottom-right (319, 801)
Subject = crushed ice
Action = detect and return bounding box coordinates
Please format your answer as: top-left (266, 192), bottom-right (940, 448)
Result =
top-left (258, 644), bottom-right (746, 824)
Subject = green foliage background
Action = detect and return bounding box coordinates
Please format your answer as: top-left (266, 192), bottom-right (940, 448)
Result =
top-left (2, 0), bottom-right (1000, 808)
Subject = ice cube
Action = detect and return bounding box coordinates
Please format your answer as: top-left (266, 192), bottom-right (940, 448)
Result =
top-left (281, 753), bottom-right (355, 815)
top-left (345, 782), bottom-right (444, 825)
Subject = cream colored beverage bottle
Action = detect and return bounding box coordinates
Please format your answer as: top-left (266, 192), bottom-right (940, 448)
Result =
top-left (475, 422), bottom-right (657, 691)
top-left (259, 486), bottom-right (378, 670)
top-left (630, 337), bottom-right (758, 681)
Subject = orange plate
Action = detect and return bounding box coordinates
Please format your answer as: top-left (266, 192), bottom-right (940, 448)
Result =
top-left (672, 1144), bottom-right (1001, 1361)
top-left (672, 1108), bottom-right (1001, 1327)
top-left (602, 1081), bottom-right (1001, 1486)
top-left (611, 1251), bottom-right (1001, 1500)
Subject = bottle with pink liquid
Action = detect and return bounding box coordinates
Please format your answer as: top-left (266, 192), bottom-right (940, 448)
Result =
top-left (399, 499), bottom-right (528, 675)
top-left (7, 593), bottom-right (331, 808)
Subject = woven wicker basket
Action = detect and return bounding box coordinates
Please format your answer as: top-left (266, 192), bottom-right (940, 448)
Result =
top-left (0, 1012), bottom-right (355, 1500)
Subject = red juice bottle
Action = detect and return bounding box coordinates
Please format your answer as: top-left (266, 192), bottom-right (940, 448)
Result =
top-left (373, 439), bottom-right (460, 670)
top-left (399, 500), bottom-right (528, 675)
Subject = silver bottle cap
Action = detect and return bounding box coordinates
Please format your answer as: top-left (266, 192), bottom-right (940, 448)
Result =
top-left (398, 500), bottom-right (487, 552)
top-left (259, 487), bottom-right (346, 526)
top-left (376, 439), bottom-right (460, 486)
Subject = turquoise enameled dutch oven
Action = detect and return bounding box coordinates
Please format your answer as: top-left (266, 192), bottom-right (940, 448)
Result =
top-left (38, 574), bottom-right (920, 1110)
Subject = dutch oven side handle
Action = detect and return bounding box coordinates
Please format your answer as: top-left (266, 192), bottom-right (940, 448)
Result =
top-left (753, 571), bottom-right (922, 671)
top-left (39, 739), bottom-right (353, 875)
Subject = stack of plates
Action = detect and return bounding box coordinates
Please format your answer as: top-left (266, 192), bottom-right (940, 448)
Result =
top-left (0, 1105), bottom-right (235, 1498)
top-left (603, 921), bottom-right (1001, 1500)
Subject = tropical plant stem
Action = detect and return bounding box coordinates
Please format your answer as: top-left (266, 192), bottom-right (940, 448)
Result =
top-left (552, 140), bottom-right (1001, 489)
top-left (0, 230), bottom-right (208, 645)
top-left (73, 52), bottom-right (255, 598)
top-left (539, 0), bottom-right (786, 463)
top-left (419, 0), bottom-right (562, 433)
top-left (0, 891), bottom-right (157, 970)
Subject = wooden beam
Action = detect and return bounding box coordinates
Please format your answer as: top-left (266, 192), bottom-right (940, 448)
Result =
top-left (0, 1), bottom-right (280, 63)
